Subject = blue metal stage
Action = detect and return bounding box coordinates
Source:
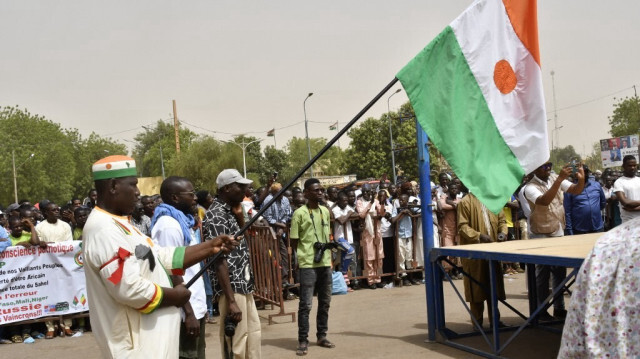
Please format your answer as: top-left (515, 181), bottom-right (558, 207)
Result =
top-left (427, 234), bottom-right (600, 358)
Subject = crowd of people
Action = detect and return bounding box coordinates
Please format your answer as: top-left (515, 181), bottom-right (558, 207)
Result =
top-left (1, 152), bottom-right (640, 357)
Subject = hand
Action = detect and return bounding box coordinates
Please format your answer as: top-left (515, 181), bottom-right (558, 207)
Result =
top-left (479, 234), bottom-right (492, 243)
top-left (21, 218), bottom-right (33, 228)
top-left (228, 301), bottom-right (243, 324)
top-left (211, 235), bottom-right (239, 255)
top-left (574, 163), bottom-right (585, 181)
top-left (173, 284), bottom-right (192, 307)
top-left (558, 165), bottom-right (572, 180)
top-left (39, 241), bottom-right (48, 249)
top-left (184, 313), bottom-right (200, 337)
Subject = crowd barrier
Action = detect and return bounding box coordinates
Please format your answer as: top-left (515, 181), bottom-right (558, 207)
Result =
top-left (245, 225), bottom-right (296, 324)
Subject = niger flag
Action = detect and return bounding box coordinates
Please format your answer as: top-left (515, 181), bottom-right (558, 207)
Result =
top-left (397, 0), bottom-right (548, 213)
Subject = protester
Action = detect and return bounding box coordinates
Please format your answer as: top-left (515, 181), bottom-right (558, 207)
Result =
top-left (131, 201), bottom-right (151, 237)
top-left (72, 207), bottom-right (91, 241)
top-left (356, 184), bottom-right (385, 289)
top-left (36, 201), bottom-right (74, 338)
top-left (203, 169), bottom-right (261, 359)
top-left (379, 190), bottom-right (396, 285)
top-left (140, 195), bottom-right (156, 218)
top-left (612, 155), bottom-right (640, 223)
top-left (196, 190), bottom-right (214, 220)
top-left (152, 176), bottom-right (208, 359)
top-left (457, 192), bottom-right (508, 329)
top-left (83, 155), bottom-right (235, 358)
top-left (392, 193), bottom-right (417, 286)
top-left (524, 161), bottom-right (585, 320)
top-left (263, 182), bottom-right (293, 286)
top-left (564, 166), bottom-right (606, 235)
top-left (290, 179), bottom-right (335, 356)
top-left (439, 183), bottom-right (461, 278)
top-left (331, 192), bottom-right (356, 289)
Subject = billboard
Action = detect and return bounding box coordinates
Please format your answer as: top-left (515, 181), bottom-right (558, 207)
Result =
top-left (600, 135), bottom-right (639, 168)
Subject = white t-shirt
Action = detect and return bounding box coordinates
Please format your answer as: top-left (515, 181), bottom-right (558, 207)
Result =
top-left (380, 202), bottom-right (394, 238)
top-left (332, 205), bottom-right (354, 243)
top-left (152, 216), bottom-right (207, 320)
top-left (36, 220), bottom-right (73, 243)
top-left (524, 174), bottom-right (573, 237)
top-left (613, 176), bottom-right (640, 223)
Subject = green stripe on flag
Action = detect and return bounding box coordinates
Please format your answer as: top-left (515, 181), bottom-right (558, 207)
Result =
top-left (397, 26), bottom-right (524, 213)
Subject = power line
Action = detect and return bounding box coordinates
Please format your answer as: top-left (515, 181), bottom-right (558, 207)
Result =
top-left (547, 85), bottom-right (634, 115)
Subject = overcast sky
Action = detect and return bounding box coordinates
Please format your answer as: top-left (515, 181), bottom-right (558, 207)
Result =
top-left (2, 1), bottom-right (639, 159)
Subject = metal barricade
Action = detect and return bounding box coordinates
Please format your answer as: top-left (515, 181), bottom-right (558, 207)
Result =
top-left (245, 225), bottom-right (296, 324)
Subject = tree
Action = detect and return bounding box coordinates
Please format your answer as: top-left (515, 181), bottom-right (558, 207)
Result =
top-left (168, 135), bottom-right (241, 191)
top-left (344, 101), bottom-right (445, 181)
top-left (609, 95), bottom-right (640, 137)
top-left (259, 145), bottom-right (289, 184)
top-left (285, 137), bottom-right (344, 179)
top-left (549, 145), bottom-right (581, 173)
top-left (132, 120), bottom-right (197, 177)
top-left (0, 106), bottom-right (126, 205)
top-left (67, 131), bottom-right (127, 199)
top-left (582, 142), bottom-right (603, 172)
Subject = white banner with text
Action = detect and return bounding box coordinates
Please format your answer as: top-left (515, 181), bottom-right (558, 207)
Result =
top-left (0, 241), bottom-right (88, 325)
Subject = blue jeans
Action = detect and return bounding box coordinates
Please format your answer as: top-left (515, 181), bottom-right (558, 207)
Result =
top-left (298, 266), bottom-right (332, 343)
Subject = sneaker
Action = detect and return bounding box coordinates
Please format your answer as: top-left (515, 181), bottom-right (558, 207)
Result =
top-left (402, 279), bottom-right (412, 286)
top-left (553, 308), bottom-right (567, 319)
top-left (375, 283), bottom-right (385, 289)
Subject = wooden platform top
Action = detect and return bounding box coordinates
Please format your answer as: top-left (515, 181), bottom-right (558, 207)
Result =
top-left (438, 232), bottom-right (602, 260)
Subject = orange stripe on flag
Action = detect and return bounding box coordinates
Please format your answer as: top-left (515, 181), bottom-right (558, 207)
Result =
top-left (502, 0), bottom-right (540, 66)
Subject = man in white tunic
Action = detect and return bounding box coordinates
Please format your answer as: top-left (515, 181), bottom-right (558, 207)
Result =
top-left (83, 155), bottom-right (235, 358)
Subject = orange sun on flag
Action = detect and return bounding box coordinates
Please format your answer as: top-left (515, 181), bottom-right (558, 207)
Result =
top-left (493, 60), bottom-right (517, 94)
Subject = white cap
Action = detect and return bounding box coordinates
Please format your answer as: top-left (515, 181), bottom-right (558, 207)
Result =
top-left (216, 169), bottom-right (253, 188)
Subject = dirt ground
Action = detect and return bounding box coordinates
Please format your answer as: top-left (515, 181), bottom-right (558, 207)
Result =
top-left (0, 273), bottom-right (565, 358)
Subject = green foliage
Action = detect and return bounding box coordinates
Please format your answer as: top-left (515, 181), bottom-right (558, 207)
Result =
top-left (168, 135), bottom-right (241, 191)
top-left (344, 101), bottom-right (445, 181)
top-left (285, 137), bottom-right (345, 180)
top-left (132, 120), bottom-right (197, 177)
top-left (549, 145), bottom-right (581, 173)
top-left (0, 106), bottom-right (125, 205)
top-left (609, 96), bottom-right (640, 137)
top-left (583, 142), bottom-right (603, 172)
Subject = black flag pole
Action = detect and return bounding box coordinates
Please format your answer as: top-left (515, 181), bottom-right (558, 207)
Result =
top-left (186, 77), bottom-right (399, 288)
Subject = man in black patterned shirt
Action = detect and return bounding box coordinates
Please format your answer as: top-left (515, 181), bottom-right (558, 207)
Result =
top-left (203, 169), bottom-right (261, 358)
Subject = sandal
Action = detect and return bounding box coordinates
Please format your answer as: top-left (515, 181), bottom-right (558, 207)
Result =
top-left (296, 341), bottom-right (308, 356)
top-left (317, 338), bottom-right (335, 348)
top-left (22, 333), bottom-right (32, 341)
top-left (11, 335), bottom-right (22, 343)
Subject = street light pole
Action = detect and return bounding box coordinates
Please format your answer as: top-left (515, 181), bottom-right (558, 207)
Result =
top-left (142, 125), bottom-right (166, 179)
top-left (303, 93), bottom-right (314, 177)
top-left (387, 88), bottom-right (402, 184)
top-left (223, 138), bottom-right (263, 178)
top-left (12, 151), bottom-right (35, 203)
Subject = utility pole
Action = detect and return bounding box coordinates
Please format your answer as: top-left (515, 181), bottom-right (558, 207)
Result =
top-left (550, 71), bottom-right (560, 150)
top-left (634, 85), bottom-right (640, 127)
top-left (12, 150), bottom-right (17, 203)
top-left (172, 100), bottom-right (181, 154)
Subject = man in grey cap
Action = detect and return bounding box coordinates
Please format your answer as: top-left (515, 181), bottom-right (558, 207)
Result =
top-left (203, 169), bottom-right (261, 358)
